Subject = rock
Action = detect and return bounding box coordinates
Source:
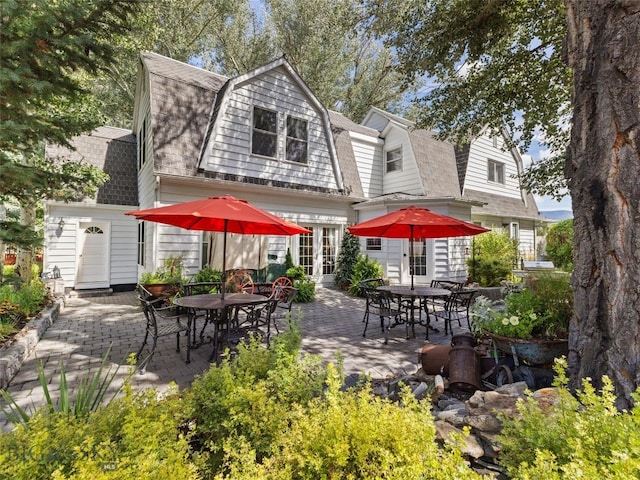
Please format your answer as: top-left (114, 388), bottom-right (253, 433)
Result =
top-left (434, 421), bottom-right (485, 459)
top-left (464, 413), bottom-right (503, 433)
top-left (433, 408), bottom-right (467, 427)
top-left (494, 381), bottom-right (528, 396)
top-left (533, 387), bottom-right (561, 410)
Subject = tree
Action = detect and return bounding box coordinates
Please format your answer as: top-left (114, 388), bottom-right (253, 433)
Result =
top-left (367, 0), bottom-right (570, 197)
top-left (564, 1), bottom-right (640, 408)
top-left (0, 0), bottom-right (140, 281)
top-left (369, 0), bottom-right (640, 408)
top-left (94, 0), bottom-right (410, 127)
top-left (333, 230), bottom-right (361, 290)
top-left (545, 219), bottom-right (573, 271)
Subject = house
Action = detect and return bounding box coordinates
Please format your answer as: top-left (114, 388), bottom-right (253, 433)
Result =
top-left (43, 52), bottom-right (542, 291)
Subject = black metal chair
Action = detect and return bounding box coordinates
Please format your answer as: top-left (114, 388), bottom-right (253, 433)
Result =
top-left (362, 286), bottom-right (404, 344)
top-left (359, 278), bottom-right (386, 323)
top-left (136, 292), bottom-right (190, 374)
top-left (213, 297), bottom-right (279, 362)
top-left (182, 282), bottom-right (222, 343)
top-left (432, 289), bottom-right (477, 335)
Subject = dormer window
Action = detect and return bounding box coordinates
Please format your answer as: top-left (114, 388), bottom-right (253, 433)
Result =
top-left (488, 159), bottom-right (505, 184)
top-left (386, 147), bottom-right (402, 173)
top-left (252, 106), bottom-right (278, 158)
top-left (286, 115), bottom-right (308, 164)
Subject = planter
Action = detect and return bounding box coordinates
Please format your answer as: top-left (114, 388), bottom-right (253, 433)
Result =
top-left (485, 332), bottom-right (568, 365)
top-left (142, 283), bottom-right (179, 298)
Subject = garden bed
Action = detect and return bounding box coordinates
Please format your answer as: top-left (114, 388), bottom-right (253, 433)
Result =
top-left (0, 299), bottom-right (63, 390)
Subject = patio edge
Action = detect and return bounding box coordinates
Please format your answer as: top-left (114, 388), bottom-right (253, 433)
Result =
top-left (0, 299), bottom-right (63, 390)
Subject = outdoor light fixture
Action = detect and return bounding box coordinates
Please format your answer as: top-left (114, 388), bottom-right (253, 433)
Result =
top-left (58, 218), bottom-right (65, 229)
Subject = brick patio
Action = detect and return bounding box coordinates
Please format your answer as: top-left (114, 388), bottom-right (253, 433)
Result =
top-left (1, 286), bottom-right (461, 431)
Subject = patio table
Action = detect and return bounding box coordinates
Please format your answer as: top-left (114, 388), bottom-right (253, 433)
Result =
top-left (377, 285), bottom-right (451, 340)
top-left (174, 293), bottom-right (267, 361)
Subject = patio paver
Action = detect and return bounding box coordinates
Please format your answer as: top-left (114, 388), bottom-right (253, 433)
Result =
top-left (1, 286), bottom-right (463, 431)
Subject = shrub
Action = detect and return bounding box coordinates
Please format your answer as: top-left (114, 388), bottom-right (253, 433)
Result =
top-left (333, 230), bottom-right (360, 290)
top-left (293, 279), bottom-right (315, 302)
top-left (191, 266), bottom-right (222, 283)
top-left (498, 358), bottom-right (640, 479)
top-left (0, 385), bottom-right (198, 479)
top-left (184, 325), bottom-right (328, 476)
top-left (217, 365), bottom-right (483, 479)
top-left (348, 255), bottom-right (383, 297)
top-left (468, 231), bottom-right (518, 286)
top-left (546, 219), bottom-right (574, 271)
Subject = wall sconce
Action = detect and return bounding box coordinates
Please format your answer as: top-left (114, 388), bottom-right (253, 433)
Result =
top-left (58, 218), bottom-right (65, 229)
top-left (465, 247), bottom-right (470, 256)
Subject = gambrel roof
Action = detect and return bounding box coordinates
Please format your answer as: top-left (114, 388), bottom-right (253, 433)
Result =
top-left (137, 53), bottom-right (363, 197)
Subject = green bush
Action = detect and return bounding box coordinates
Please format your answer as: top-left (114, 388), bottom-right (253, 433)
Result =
top-left (546, 219), bottom-right (574, 271)
top-left (468, 231), bottom-right (518, 286)
top-left (217, 365), bottom-right (482, 479)
top-left (348, 255), bottom-right (383, 297)
top-left (185, 326), bottom-right (328, 476)
top-left (333, 230), bottom-right (360, 290)
top-left (293, 279), bottom-right (315, 302)
top-left (498, 358), bottom-right (640, 479)
top-left (191, 266), bottom-right (222, 283)
top-left (0, 385), bottom-right (198, 479)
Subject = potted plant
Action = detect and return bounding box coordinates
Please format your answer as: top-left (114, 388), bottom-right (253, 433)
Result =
top-left (470, 272), bottom-right (572, 365)
top-left (139, 255), bottom-right (185, 297)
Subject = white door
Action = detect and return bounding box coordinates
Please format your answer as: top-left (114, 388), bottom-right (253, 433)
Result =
top-left (76, 221), bottom-right (110, 289)
top-left (401, 237), bottom-right (435, 286)
top-left (296, 226), bottom-right (339, 285)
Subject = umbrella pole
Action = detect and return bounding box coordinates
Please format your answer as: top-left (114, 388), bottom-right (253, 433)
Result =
top-left (221, 220), bottom-right (228, 299)
top-left (410, 224), bottom-right (414, 290)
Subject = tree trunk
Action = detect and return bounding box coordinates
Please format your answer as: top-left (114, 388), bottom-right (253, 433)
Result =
top-left (564, 0), bottom-right (640, 409)
top-left (15, 204), bottom-right (35, 285)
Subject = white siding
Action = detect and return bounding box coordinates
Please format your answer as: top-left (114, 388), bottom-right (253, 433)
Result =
top-left (463, 134), bottom-right (522, 199)
top-left (202, 67), bottom-right (339, 190)
top-left (44, 204), bottom-right (138, 288)
top-left (351, 133), bottom-right (383, 198)
top-left (381, 128), bottom-right (423, 195)
top-left (149, 181), bottom-right (353, 284)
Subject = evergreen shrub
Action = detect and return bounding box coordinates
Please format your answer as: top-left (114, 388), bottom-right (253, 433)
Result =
top-left (333, 230), bottom-right (360, 290)
top-left (348, 255), bottom-right (383, 297)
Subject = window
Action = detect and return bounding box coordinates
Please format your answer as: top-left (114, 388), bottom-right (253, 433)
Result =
top-left (286, 116), bottom-right (308, 164)
top-left (492, 136), bottom-right (499, 148)
top-left (510, 222), bottom-right (519, 240)
top-left (366, 238), bottom-right (382, 251)
top-left (386, 147), bottom-right (402, 173)
top-left (137, 117), bottom-right (147, 170)
top-left (137, 222), bottom-right (145, 266)
top-left (488, 159), bottom-right (505, 184)
top-left (252, 106), bottom-right (278, 158)
top-left (322, 228), bottom-right (336, 275)
top-left (299, 228), bottom-right (314, 276)
top-left (410, 239), bottom-right (427, 276)
top-left (201, 233), bottom-right (209, 268)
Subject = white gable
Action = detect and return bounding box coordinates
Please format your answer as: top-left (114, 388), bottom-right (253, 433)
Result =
top-left (200, 64), bottom-right (341, 191)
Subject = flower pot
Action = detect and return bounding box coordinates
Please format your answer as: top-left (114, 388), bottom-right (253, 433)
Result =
top-left (485, 332), bottom-right (568, 366)
top-left (143, 283), bottom-right (179, 298)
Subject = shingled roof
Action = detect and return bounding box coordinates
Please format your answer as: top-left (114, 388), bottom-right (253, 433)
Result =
top-left (45, 126), bottom-right (138, 206)
top-left (408, 128), bottom-right (461, 198)
top-left (141, 52), bottom-right (365, 198)
top-left (328, 110), bottom-right (378, 198)
top-left (464, 188), bottom-right (541, 220)
top-left (141, 52), bottom-right (227, 177)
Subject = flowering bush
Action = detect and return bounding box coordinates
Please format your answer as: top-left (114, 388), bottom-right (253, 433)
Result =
top-left (471, 274), bottom-right (571, 340)
top-left (471, 296), bottom-right (546, 339)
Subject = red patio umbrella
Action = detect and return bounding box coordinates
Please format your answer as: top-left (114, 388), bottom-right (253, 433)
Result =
top-left (348, 206), bottom-right (489, 289)
top-left (126, 195), bottom-right (310, 297)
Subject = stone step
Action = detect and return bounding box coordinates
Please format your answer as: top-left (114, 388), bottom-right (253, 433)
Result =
top-left (69, 288), bottom-right (113, 298)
